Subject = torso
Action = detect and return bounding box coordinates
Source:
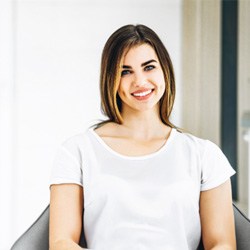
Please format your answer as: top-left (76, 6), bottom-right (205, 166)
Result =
top-left (82, 127), bottom-right (203, 249)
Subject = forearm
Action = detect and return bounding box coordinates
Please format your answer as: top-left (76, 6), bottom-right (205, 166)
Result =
top-left (50, 239), bottom-right (87, 250)
top-left (209, 244), bottom-right (236, 250)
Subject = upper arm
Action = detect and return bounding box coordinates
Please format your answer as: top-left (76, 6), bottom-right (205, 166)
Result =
top-left (199, 180), bottom-right (236, 249)
top-left (49, 184), bottom-right (83, 247)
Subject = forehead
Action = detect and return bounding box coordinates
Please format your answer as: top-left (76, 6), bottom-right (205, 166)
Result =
top-left (122, 43), bottom-right (158, 64)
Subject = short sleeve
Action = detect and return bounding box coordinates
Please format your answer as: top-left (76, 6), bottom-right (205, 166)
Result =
top-left (49, 137), bottom-right (83, 187)
top-left (200, 140), bottom-right (236, 191)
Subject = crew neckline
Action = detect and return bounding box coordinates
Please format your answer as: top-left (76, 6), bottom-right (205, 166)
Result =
top-left (88, 127), bottom-right (177, 160)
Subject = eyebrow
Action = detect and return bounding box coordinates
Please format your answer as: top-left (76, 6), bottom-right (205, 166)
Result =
top-left (122, 59), bottom-right (157, 69)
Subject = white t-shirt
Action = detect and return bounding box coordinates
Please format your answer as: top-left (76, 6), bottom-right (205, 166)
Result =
top-left (50, 127), bottom-right (236, 250)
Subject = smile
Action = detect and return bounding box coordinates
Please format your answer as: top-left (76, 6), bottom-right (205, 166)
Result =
top-left (132, 89), bottom-right (153, 97)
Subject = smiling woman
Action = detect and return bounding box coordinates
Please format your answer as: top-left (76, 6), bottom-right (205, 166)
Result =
top-left (99, 24), bottom-right (175, 127)
top-left (49, 24), bottom-right (236, 250)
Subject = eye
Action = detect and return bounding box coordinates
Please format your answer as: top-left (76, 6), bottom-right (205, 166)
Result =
top-left (144, 65), bottom-right (155, 71)
top-left (121, 70), bottom-right (132, 76)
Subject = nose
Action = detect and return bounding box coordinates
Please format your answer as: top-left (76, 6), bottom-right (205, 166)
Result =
top-left (133, 72), bottom-right (147, 87)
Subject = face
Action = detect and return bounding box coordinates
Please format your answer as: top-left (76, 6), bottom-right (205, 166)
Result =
top-left (117, 43), bottom-right (166, 115)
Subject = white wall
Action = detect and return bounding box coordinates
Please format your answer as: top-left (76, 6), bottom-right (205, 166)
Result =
top-left (0, 1), bottom-right (16, 249)
top-left (0, 1), bottom-right (182, 249)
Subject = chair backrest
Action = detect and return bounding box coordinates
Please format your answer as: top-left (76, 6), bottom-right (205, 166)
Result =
top-left (11, 205), bottom-right (50, 250)
top-left (10, 206), bottom-right (87, 250)
top-left (233, 203), bottom-right (250, 249)
top-left (11, 204), bottom-right (250, 250)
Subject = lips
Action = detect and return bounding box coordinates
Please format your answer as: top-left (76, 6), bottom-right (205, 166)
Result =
top-left (131, 88), bottom-right (154, 100)
top-left (131, 89), bottom-right (154, 97)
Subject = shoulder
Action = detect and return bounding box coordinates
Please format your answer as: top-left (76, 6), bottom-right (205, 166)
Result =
top-left (93, 122), bottom-right (121, 138)
top-left (174, 129), bottom-right (207, 149)
top-left (174, 130), bottom-right (235, 190)
top-left (173, 129), bottom-right (224, 159)
top-left (57, 128), bottom-right (93, 159)
top-left (175, 129), bottom-right (233, 167)
top-left (61, 131), bottom-right (87, 148)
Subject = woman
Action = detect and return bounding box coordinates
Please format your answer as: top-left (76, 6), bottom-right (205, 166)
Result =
top-left (49, 24), bottom-right (236, 250)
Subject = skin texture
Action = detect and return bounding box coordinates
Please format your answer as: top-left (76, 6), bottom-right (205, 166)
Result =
top-left (49, 44), bottom-right (236, 250)
top-left (200, 180), bottom-right (236, 249)
top-left (50, 184), bottom-right (85, 250)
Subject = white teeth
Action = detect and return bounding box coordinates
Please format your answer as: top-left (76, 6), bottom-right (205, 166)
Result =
top-left (133, 90), bottom-right (152, 97)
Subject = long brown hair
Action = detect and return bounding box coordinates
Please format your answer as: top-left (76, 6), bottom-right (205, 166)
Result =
top-left (99, 24), bottom-right (176, 127)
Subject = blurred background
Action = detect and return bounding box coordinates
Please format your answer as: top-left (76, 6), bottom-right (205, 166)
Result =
top-left (0, 0), bottom-right (249, 249)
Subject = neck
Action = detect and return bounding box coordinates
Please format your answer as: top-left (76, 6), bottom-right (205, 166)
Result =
top-left (120, 107), bottom-right (169, 140)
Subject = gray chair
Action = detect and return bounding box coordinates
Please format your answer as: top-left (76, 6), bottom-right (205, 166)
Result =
top-left (10, 206), bottom-right (87, 250)
top-left (11, 204), bottom-right (250, 250)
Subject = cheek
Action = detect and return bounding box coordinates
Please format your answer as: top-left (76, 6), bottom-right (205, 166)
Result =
top-left (117, 85), bottom-right (126, 101)
top-left (153, 74), bottom-right (166, 91)
top-left (159, 85), bottom-right (166, 99)
top-left (151, 70), bottom-right (165, 85)
top-left (118, 80), bottom-right (129, 97)
top-left (117, 80), bottom-right (122, 94)
top-left (155, 77), bottom-right (166, 98)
